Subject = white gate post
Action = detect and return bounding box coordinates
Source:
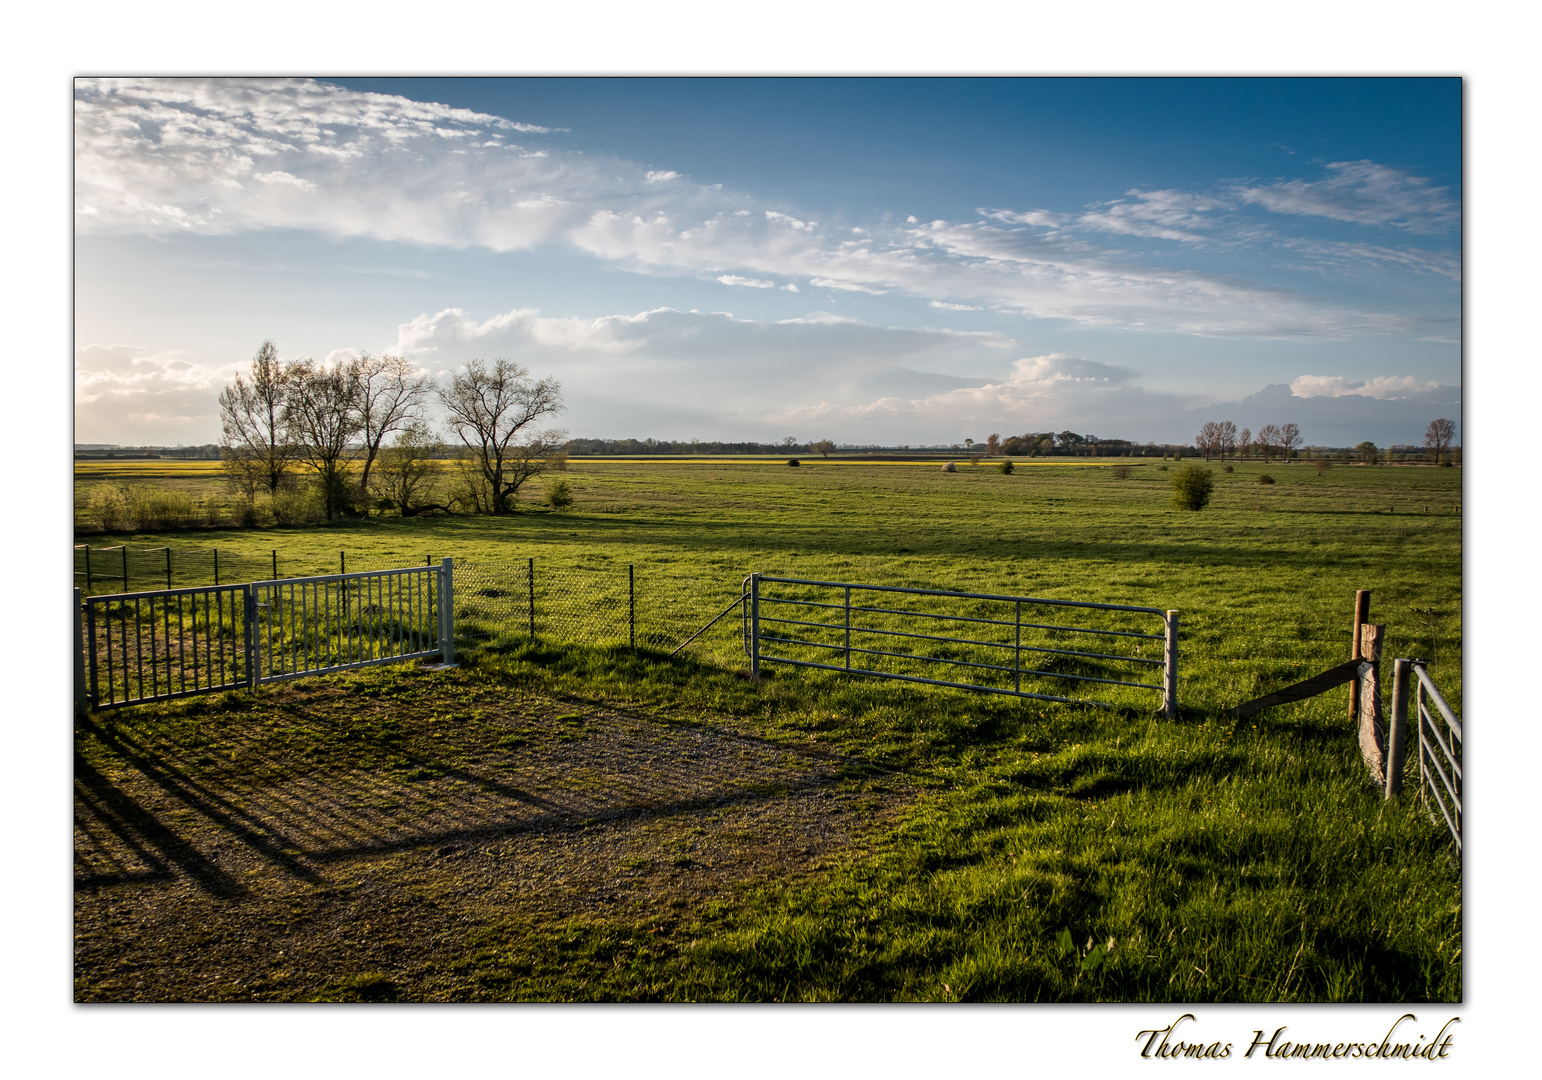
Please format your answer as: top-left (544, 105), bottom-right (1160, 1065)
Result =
top-left (439, 557), bottom-right (455, 665)
top-left (73, 588), bottom-right (89, 715)
top-left (1162, 610), bottom-right (1180, 717)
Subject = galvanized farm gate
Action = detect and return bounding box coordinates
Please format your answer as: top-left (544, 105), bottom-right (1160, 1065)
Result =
top-left (1389, 658), bottom-right (1461, 860)
top-left (740, 574), bottom-right (1179, 714)
top-left (75, 560), bottom-right (454, 711)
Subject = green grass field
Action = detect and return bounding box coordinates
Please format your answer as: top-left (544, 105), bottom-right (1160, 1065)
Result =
top-left (73, 457), bottom-right (1462, 1001)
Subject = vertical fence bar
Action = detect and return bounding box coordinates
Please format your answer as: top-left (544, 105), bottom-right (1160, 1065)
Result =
top-left (1162, 610), bottom-right (1180, 717)
top-left (440, 558), bottom-right (455, 664)
top-left (629, 564), bottom-right (635, 648)
top-left (165, 547), bottom-right (172, 589)
top-left (528, 557), bottom-right (536, 639)
top-left (845, 585), bottom-right (852, 672)
top-left (74, 589), bottom-right (88, 714)
top-left (1386, 657), bottom-right (1411, 799)
top-left (245, 584), bottom-right (257, 687)
top-left (214, 548), bottom-right (220, 586)
top-left (750, 573), bottom-right (761, 679)
top-left (1014, 600), bottom-right (1022, 694)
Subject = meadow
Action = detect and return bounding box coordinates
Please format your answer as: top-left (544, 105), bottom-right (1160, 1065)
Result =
top-left (73, 456), bottom-right (1462, 1001)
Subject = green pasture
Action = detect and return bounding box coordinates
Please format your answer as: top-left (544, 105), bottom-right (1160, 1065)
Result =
top-left (74, 457), bottom-right (1462, 1000)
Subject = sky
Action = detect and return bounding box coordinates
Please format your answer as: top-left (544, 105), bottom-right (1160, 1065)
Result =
top-left (74, 76), bottom-right (1462, 449)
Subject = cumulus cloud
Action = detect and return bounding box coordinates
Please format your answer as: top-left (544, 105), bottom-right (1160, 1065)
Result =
top-left (1234, 160), bottom-right (1458, 232)
top-left (74, 78), bottom-right (1445, 342)
top-left (75, 343), bottom-right (244, 445)
top-left (1290, 374), bottom-right (1440, 400)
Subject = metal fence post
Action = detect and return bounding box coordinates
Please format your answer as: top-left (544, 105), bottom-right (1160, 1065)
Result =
top-left (1014, 600), bottom-right (1022, 694)
top-left (214, 548), bottom-right (220, 586)
top-left (122, 546), bottom-right (129, 590)
top-left (528, 557), bottom-right (536, 639)
top-left (1349, 589), bottom-right (1371, 721)
top-left (85, 545), bottom-right (93, 595)
top-left (1386, 657), bottom-right (1411, 799)
top-left (440, 557), bottom-right (455, 665)
top-left (74, 589), bottom-right (89, 715)
top-left (629, 563), bottom-right (635, 648)
top-left (272, 549), bottom-right (278, 580)
top-left (749, 573), bottom-right (761, 679)
top-left (1162, 610), bottom-right (1180, 717)
top-left (244, 583), bottom-right (258, 688)
top-left (165, 547), bottom-right (172, 589)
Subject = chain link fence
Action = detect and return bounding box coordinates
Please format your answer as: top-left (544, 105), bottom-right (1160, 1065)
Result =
top-left (73, 544), bottom-right (750, 662)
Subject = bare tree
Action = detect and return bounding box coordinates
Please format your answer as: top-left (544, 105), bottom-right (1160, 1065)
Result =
top-left (1195, 421), bottom-right (1221, 461)
top-left (438, 359), bottom-right (565, 514)
top-left (284, 358), bottom-right (364, 521)
top-left (219, 340), bottom-right (296, 497)
top-left (811, 439), bottom-right (836, 458)
top-left (1279, 422), bottom-right (1302, 462)
top-left (985, 433), bottom-right (1001, 456)
top-left (1216, 420), bottom-right (1238, 461)
top-left (1256, 423), bottom-right (1281, 463)
top-left (1238, 427), bottom-right (1251, 460)
top-left (353, 353), bottom-right (432, 504)
top-left (1424, 418), bottom-right (1456, 464)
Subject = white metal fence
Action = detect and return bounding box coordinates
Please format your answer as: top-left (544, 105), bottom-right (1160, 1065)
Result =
top-left (76, 561), bottom-right (453, 711)
top-left (1390, 658), bottom-right (1461, 859)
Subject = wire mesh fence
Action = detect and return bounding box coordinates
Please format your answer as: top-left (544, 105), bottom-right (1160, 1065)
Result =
top-left (73, 543), bottom-right (444, 597)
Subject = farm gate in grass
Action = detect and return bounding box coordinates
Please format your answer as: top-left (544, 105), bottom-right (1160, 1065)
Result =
top-left (75, 561), bottom-right (454, 711)
top-left (740, 574), bottom-right (1179, 715)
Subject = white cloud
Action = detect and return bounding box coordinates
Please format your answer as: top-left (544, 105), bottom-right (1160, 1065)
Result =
top-left (1290, 374), bottom-right (1440, 400)
top-left (1234, 160), bottom-right (1458, 232)
top-left (930, 300), bottom-right (981, 311)
top-left (717, 274), bottom-right (776, 288)
top-left (74, 79), bottom-right (1445, 342)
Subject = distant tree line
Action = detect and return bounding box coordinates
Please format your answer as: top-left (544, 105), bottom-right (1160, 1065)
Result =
top-left (75, 444), bottom-right (222, 459)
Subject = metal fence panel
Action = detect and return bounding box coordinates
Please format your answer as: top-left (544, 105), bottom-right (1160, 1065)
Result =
top-left (745, 574), bottom-right (1176, 712)
top-left (83, 583), bottom-right (251, 709)
top-left (250, 566), bottom-right (444, 684)
top-left (1412, 661), bottom-right (1461, 859)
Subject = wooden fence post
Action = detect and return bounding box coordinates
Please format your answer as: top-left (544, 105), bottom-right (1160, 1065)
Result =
top-left (1386, 657), bottom-right (1411, 799)
top-left (1348, 589), bottom-right (1371, 721)
top-left (1357, 622), bottom-right (1386, 784)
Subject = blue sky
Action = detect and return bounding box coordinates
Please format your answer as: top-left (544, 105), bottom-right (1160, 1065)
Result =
top-left (74, 77), bottom-right (1461, 448)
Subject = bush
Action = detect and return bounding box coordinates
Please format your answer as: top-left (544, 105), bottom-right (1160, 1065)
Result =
top-left (1257, 474), bottom-right (1276, 485)
top-left (1111, 463), bottom-right (1131, 479)
top-left (1157, 464), bottom-right (1168, 472)
top-left (1169, 463), bottom-right (1215, 511)
top-left (999, 460), bottom-right (1014, 475)
top-left (1314, 458), bottom-right (1332, 475)
top-left (1223, 464), bottom-right (1234, 474)
top-left (545, 479), bottom-right (574, 510)
top-left (940, 462), bottom-right (956, 473)
top-left (786, 459), bottom-right (800, 467)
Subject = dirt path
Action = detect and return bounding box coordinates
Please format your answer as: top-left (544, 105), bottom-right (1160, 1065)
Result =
top-left (74, 676), bottom-right (911, 1000)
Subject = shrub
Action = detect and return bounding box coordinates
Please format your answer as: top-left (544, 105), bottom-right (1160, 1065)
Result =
top-left (1315, 458), bottom-right (1332, 475)
top-left (1111, 463), bottom-right (1131, 479)
top-left (89, 486), bottom-right (125, 531)
top-left (1157, 464), bottom-right (1168, 472)
top-left (545, 479), bottom-right (574, 510)
top-left (999, 460), bottom-right (1014, 475)
top-left (786, 459), bottom-right (800, 467)
top-left (1169, 463), bottom-right (1215, 511)
top-left (1223, 464), bottom-right (1234, 474)
top-left (1257, 474), bottom-right (1276, 485)
top-left (940, 461), bottom-right (956, 473)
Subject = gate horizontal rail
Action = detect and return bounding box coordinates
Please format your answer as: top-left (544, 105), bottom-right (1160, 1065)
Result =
top-left (743, 574), bottom-right (1178, 714)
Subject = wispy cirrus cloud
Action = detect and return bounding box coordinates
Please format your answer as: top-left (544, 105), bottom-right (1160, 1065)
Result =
top-left (75, 78), bottom-right (1449, 342)
top-left (1233, 160), bottom-right (1458, 233)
